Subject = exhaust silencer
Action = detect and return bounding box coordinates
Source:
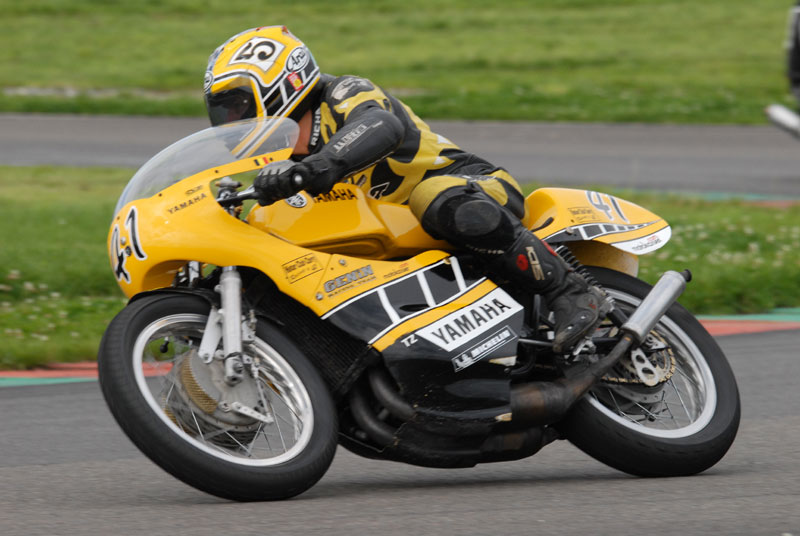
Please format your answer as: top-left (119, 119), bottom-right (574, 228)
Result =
top-left (621, 269), bottom-right (690, 344)
top-left (511, 269), bottom-right (691, 426)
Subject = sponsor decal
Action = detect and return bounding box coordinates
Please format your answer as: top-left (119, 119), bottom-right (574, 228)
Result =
top-left (369, 182), bottom-right (389, 199)
top-left (331, 77), bottom-right (373, 100)
top-left (568, 206), bottom-right (601, 223)
top-left (313, 188), bottom-right (357, 203)
top-left (230, 37), bottom-right (286, 72)
top-left (203, 70), bottom-right (214, 92)
top-left (323, 264), bottom-right (376, 297)
top-left (167, 192), bottom-right (207, 214)
top-left (630, 234), bottom-right (662, 252)
top-left (452, 326), bottom-right (516, 372)
top-left (516, 254), bottom-right (528, 271)
top-left (609, 226), bottom-right (672, 255)
top-left (383, 262), bottom-right (410, 280)
top-left (111, 206), bottom-right (147, 283)
top-left (284, 193), bottom-right (307, 208)
top-left (525, 246), bottom-right (545, 280)
top-left (631, 235), bottom-right (661, 251)
top-left (332, 123), bottom-right (370, 153)
top-left (185, 185), bottom-right (204, 196)
top-left (308, 108), bottom-right (322, 149)
top-left (282, 254), bottom-right (323, 284)
top-left (286, 46), bottom-right (310, 72)
top-left (287, 72), bottom-right (304, 91)
top-left (416, 288), bottom-right (523, 351)
top-left (401, 334), bottom-right (418, 347)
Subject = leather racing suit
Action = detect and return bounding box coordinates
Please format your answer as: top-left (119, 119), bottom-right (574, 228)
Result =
top-left (263, 74), bottom-right (607, 353)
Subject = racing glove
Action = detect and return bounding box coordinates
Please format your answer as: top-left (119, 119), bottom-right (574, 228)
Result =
top-left (253, 163), bottom-right (310, 206)
top-left (253, 156), bottom-right (340, 206)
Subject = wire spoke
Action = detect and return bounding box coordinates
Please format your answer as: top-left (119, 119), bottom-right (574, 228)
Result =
top-left (135, 316), bottom-right (313, 465)
top-left (673, 365), bottom-right (702, 392)
top-left (669, 378), bottom-right (694, 420)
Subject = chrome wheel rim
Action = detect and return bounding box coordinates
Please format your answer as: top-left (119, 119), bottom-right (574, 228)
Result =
top-left (132, 314), bottom-right (314, 466)
top-left (586, 289), bottom-right (717, 439)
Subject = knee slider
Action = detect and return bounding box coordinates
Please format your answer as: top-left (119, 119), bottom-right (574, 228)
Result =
top-left (421, 188), bottom-right (521, 250)
top-left (452, 198), bottom-right (504, 238)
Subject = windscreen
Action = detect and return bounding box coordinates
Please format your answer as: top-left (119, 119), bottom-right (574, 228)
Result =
top-left (114, 117), bottom-right (299, 215)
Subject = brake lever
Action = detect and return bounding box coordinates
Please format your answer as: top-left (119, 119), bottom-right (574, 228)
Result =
top-left (217, 186), bottom-right (256, 207)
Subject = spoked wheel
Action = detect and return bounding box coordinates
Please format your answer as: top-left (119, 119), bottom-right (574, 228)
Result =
top-left (558, 267), bottom-right (740, 477)
top-left (98, 293), bottom-right (337, 501)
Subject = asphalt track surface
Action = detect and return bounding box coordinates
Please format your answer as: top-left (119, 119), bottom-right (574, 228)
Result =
top-left (1, 113), bottom-right (800, 197)
top-left (1, 330), bottom-right (798, 535)
top-left (1, 115), bottom-right (799, 535)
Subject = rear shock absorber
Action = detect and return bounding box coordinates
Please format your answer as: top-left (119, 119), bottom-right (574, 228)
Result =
top-left (553, 244), bottom-right (601, 287)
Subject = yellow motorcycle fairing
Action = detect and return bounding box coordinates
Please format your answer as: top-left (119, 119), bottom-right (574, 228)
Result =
top-left (246, 184), bottom-right (449, 259)
top-left (109, 152), bottom-right (457, 321)
top-left (245, 183), bottom-right (669, 279)
top-left (526, 188), bottom-right (671, 276)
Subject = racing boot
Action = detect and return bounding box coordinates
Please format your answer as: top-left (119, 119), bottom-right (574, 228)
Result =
top-left (496, 231), bottom-right (609, 353)
top-left (417, 182), bottom-right (609, 353)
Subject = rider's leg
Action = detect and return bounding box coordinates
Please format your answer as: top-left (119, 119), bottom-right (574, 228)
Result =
top-left (409, 174), bottom-right (608, 353)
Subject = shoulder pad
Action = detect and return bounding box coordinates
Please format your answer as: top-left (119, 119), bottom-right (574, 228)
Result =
top-left (326, 76), bottom-right (378, 103)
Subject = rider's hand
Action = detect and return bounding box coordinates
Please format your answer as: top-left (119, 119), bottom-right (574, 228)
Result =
top-left (253, 163), bottom-right (311, 206)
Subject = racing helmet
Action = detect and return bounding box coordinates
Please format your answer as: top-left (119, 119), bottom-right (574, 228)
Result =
top-left (204, 26), bottom-right (321, 126)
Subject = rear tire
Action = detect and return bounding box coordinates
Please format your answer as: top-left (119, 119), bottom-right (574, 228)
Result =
top-left (98, 293), bottom-right (337, 501)
top-left (558, 267), bottom-right (740, 477)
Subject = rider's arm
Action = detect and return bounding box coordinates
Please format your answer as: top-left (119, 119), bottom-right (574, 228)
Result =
top-left (299, 77), bottom-right (405, 195)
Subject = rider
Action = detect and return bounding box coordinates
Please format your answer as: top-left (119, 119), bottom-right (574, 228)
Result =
top-left (203, 26), bottom-right (608, 353)
top-left (788, 1), bottom-right (800, 108)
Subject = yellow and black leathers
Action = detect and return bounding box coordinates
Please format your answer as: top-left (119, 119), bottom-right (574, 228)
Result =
top-left (288, 74), bottom-right (518, 203)
top-left (258, 74), bottom-right (608, 352)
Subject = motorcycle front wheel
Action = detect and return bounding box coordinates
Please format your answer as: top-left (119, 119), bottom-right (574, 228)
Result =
top-left (558, 267), bottom-right (741, 477)
top-left (98, 293), bottom-right (337, 501)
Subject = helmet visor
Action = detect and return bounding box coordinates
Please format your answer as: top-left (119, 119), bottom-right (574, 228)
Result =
top-left (206, 88), bottom-right (257, 126)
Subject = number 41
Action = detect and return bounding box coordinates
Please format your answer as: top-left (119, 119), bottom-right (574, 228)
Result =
top-left (586, 191), bottom-right (629, 223)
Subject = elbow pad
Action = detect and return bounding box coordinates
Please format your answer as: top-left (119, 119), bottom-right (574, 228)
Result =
top-left (301, 108), bottom-right (404, 195)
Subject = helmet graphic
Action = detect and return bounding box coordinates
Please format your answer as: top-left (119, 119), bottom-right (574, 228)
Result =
top-left (204, 26), bottom-right (320, 126)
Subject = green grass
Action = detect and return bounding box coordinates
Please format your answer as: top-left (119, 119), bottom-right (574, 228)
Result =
top-left (0, 0), bottom-right (795, 122)
top-left (616, 192), bottom-right (800, 314)
top-left (1, 165), bottom-right (799, 369)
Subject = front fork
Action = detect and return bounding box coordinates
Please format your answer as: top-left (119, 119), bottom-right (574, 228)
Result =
top-left (197, 266), bottom-right (255, 386)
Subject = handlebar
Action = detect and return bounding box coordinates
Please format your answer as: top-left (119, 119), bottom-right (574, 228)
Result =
top-left (216, 172), bottom-right (306, 208)
top-left (217, 186), bottom-right (257, 207)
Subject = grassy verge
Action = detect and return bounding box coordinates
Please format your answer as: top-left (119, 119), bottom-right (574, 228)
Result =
top-left (0, 0), bottom-right (794, 123)
top-left (1, 166), bottom-right (798, 369)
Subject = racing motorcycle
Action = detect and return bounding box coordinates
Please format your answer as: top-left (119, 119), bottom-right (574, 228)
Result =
top-left (98, 117), bottom-right (740, 501)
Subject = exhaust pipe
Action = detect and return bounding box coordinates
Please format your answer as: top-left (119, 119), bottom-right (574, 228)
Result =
top-left (511, 270), bottom-right (691, 426)
top-left (349, 377), bottom-right (560, 467)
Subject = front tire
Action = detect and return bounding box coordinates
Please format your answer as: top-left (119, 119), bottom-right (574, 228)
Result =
top-left (98, 293), bottom-right (338, 501)
top-left (558, 267), bottom-right (740, 477)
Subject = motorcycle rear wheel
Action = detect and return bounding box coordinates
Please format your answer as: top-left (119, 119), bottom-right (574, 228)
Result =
top-left (558, 267), bottom-right (740, 477)
top-left (98, 293), bottom-right (337, 501)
